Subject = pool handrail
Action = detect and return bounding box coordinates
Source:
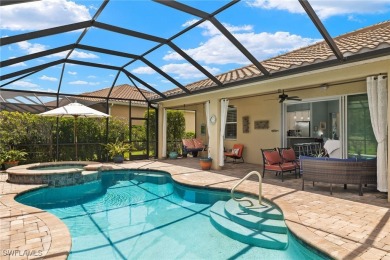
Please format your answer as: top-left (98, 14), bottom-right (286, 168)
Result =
top-left (230, 170), bottom-right (262, 206)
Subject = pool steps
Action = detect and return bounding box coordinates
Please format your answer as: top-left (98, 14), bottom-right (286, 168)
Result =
top-left (210, 197), bottom-right (288, 249)
top-left (132, 172), bottom-right (170, 184)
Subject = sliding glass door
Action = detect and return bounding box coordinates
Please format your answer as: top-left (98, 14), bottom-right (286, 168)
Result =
top-left (346, 94), bottom-right (377, 159)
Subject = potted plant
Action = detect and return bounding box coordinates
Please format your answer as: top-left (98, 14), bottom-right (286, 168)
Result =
top-left (104, 139), bottom-right (132, 163)
top-left (168, 141), bottom-right (180, 159)
top-left (2, 149), bottom-right (28, 169)
top-left (199, 157), bottom-right (212, 170)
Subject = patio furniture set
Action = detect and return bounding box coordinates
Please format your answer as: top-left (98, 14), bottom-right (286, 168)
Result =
top-left (181, 139), bottom-right (377, 195)
top-left (261, 147), bottom-right (377, 195)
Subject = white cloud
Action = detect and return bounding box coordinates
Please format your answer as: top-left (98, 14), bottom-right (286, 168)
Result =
top-left (132, 66), bottom-right (156, 75)
top-left (9, 62), bottom-right (27, 67)
top-left (183, 20), bottom-right (253, 37)
top-left (68, 80), bottom-right (100, 85)
top-left (246, 0), bottom-right (390, 19)
top-left (161, 63), bottom-right (220, 79)
top-left (50, 50), bottom-right (99, 59)
top-left (39, 75), bottom-right (57, 81)
top-left (8, 56), bottom-right (27, 67)
top-left (69, 80), bottom-right (88, 85)
top-left (165, 21), bottom-right (318, 65)
top-left (1, 0), bottom-right (91, 31)
top-left (182, 19), bottom-right (199, 27)
top-left (10, 80), bottom-right (38, 88)
top-left (17, 41), bottom-right (47, 54)
top-left (87, 75), bottom-right (96, 78)
top-left (8, 80), bottom-right (56, 93)
top-left (70, 50), bottom-right (99, 59)
top-left (68, 71), bottom-right (77, 75)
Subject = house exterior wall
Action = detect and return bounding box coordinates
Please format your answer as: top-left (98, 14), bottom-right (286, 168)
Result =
top-left (183, 110), bottom-right (195, 133)
top-left (158, 56), bottom-right (390, 185)
top-left (110, 103), bottom-right (147, 123)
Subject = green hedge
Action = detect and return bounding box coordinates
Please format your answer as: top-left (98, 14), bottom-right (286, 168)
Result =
top-left (0, 111), bottom-right (128, 163)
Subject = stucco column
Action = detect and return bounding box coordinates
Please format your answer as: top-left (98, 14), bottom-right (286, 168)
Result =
top-left (208, 98), bottom-right (221, 170)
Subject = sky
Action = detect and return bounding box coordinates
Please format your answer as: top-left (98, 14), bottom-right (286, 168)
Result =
top-left (1, 0), bottom-right (390, 99)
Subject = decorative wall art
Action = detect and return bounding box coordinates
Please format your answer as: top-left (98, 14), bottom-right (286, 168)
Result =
top-left (320, 121), bottom-right (326, 130)
top-left (243, 116), bottom-right (249, 133)
top-left (254, 120), bottom-right (269, 129)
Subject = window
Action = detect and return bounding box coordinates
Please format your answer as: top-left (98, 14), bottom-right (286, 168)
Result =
top-left (225, 106), bottom-right (237, 139)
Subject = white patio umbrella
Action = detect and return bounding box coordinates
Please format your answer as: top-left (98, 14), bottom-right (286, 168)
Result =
top-left (39, 102), bottom-right (110, 160)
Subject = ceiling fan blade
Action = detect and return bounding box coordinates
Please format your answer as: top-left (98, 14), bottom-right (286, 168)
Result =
top-left (287, 97), bottom-right (302, 101)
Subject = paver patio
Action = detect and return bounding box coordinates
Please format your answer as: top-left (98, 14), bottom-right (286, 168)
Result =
top-left (1, 158), bottom-right (389, 259)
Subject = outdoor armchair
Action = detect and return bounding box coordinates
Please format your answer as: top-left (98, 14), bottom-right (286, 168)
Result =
top-left (224, 144), bottom-right (244, 163)
top-left (277, 147), bottom-right (300, 177)
top-left (261, 148), bottom-right (298, 182)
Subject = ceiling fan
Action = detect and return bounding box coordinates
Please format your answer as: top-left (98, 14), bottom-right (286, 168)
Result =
top-left (278, 89), bottom-right (301, 103)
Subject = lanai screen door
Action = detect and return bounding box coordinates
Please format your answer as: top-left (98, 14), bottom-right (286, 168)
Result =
top-left (130, 118), bottom-right (149, 160)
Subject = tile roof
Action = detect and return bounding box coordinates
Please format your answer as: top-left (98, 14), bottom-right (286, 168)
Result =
top-left (155, 20), bottom-right (390, 99)
top-left (82, 84), bottom-right (154, 102)
top-left (43, 84), bottom-right (152, 107)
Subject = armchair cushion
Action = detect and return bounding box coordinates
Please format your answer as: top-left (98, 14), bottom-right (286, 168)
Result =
top-left (264, 150), bottom-right (282, 165)
top-left (281, 148), bottom-right (296, 162)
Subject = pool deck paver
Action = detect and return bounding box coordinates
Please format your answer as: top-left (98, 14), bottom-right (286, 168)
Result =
top-left (0, 159), bottom-right (389, 259)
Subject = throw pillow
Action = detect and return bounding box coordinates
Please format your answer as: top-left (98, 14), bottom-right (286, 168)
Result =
top-left (232, 148), bottom-right (240, 155)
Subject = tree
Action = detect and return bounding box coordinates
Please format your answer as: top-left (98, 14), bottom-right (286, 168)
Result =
top-left (166, 110), bottom-right (185, 152)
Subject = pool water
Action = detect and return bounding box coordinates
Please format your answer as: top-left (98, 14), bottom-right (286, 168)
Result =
top-left (30, 164), bottom-right (85, 170)
top-left (17, 171), bottom-right (328, 260)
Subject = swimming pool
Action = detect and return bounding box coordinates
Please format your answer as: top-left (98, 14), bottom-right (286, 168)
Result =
top-left (16, 170), bottom-right (329, 260)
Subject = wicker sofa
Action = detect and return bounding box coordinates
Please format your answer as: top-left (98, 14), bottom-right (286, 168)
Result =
top-left (300, 156), bottom-right (377, 196)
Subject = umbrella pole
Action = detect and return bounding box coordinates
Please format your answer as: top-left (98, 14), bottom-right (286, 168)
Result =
top-left (74, 116), bottom-right (78, 160)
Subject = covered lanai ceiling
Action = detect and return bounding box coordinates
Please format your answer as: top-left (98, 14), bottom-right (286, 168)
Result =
top-left (1, 0), bottom-right (390, 112)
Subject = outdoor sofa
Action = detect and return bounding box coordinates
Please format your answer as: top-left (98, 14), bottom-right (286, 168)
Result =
top-left (300, 156), bottom-right (377, 196)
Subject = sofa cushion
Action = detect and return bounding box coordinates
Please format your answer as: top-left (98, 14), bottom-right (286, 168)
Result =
top-left (182, 139), bottom-right (195, 149)
top-left (193, 138), bottom-right (204, 149)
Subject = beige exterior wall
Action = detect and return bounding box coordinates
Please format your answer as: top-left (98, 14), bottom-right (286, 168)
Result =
top-left (109, 103), bottom-right (147, 124)
top-left (158, 56), bottom-right (390, 192)
top-left (183, 110), bottom-right (196, 133)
